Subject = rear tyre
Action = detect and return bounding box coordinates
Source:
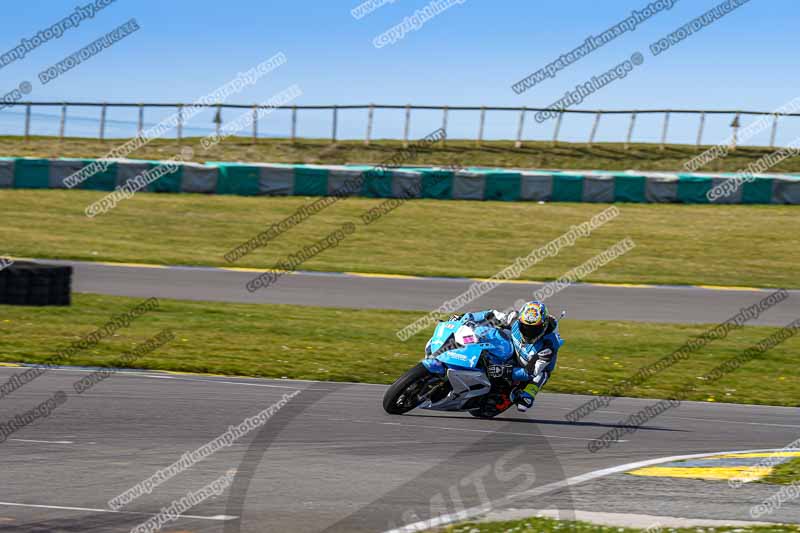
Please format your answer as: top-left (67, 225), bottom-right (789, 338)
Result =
top-left (383, 363), bottom-right (435, 415)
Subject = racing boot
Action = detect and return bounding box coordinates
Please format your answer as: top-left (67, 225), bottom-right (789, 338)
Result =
top-left (511, 382), bottom-right (540, 412)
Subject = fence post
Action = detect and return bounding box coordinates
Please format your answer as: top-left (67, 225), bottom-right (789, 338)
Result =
top-left (403, 104), bottom-right (411, 148)
top-left (770, 114), bottom-right (779, 149)
top-left (177, 104), bottom-right (183, 142)
top-left (696, 111), bottom-right (705, 147)
top-left (99, 103), bottom-right (107, 141)
top-left (252, 104), bottom-right (258, 144)
top-left (441, 106), bottom-right (448, 145)
top-left (625, 112), bottom-right (636, 150)
top-left (660, 111), bottom-right (670, 150)
top-left (59, 103), bottom-right (67, 142)
top-left (365, 103), bottom-right (374, 145)
top-left (137, 104), bottom-right (144, 137)
top-left (552, 111), bottom-right (563, 146)
top-left (588, 112), bottom-right (601, 147)
top-left (477, 106), bottom-right (485, 147)
top-left (331, 105), bottom-right (338, 144)
top-left (515, 107), bottom-right (526, 148)
top-left (24, 103), bottom-right (31, 140)
top-left (291, 105), bottom-right (297, 143)
top-left (214, 104), bottom-right (222, 137)
top-left (730, 112), bottom-right (741, 151)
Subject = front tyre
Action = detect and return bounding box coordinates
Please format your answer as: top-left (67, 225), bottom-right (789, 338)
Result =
top-left (383, 363), bottom-right (435, 415)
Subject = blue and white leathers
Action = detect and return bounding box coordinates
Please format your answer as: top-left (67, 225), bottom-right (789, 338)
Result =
top-left (507, 315), bottom-right (565, 409)
top-left (508, 319), bottom-right (564, 381)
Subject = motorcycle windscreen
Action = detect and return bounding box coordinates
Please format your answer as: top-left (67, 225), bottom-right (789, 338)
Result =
top-left (435, 344), bottom-right (485, 369)
top-left (427, 320), bottom-right (460, 353)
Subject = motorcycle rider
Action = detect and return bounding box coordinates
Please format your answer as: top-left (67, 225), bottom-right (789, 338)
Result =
top-left (451, 301), bottom-right (562, 412)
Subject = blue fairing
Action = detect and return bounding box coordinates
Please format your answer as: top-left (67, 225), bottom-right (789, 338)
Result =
top-left (424, 320), bottom-right (515, 370)
top-left (422, 358), bottom-right (446, 375)
top-left (436, 343), bottom-right (485, 369)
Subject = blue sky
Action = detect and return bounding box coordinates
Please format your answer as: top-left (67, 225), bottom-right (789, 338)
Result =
top-left (1, 0), bottom-right (797, 143)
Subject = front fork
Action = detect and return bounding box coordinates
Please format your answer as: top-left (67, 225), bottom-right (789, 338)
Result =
top-left (417, 379), bottom-right (446, 403)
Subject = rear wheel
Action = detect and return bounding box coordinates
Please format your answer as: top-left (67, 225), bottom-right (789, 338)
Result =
top-left (383, 363), bottom-right (440, 415)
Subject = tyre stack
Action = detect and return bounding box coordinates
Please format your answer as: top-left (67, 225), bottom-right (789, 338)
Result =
top-left (0, 261), bottom-right (72, 306)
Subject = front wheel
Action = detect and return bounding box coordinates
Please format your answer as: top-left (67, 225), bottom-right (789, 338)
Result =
top-left (383, 363), bottom-right (438, 415)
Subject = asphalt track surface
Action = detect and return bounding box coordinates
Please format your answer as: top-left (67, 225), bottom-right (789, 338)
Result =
top-left (36, 259), bottom-right (800, 326)
top-left (0, 366), bottom-right (797, 532)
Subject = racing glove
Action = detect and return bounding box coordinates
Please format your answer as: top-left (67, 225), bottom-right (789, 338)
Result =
top-left (490, 310), bottom-right (506, 323)
top-left (488, 310), bottom-right (516, 328)
top-left (532, 359), bottom-right (548, 378)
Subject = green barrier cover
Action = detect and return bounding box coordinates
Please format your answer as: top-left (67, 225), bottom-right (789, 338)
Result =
top-left (677, 175), bottom-right (713, 204)
top-left (293, 166), bottom-right (328, 196)
top-left (217, 165), bottom-right (260, 196)
top-left (4, 158), bottom-right (797, 205)
top-left (362, 169), bottom-right (394, 198)
top-left (146, 164), bottom-right (181, 192)
top-left (14, 159), bottom-right (50, 189)
top-left (484, 172), bottom-right (521, 201)
top-left (614, 175), bottom-right (647, 203)
top-left (552, 174), bottom-right (584, 202)
top-left (419, 170), bottom-right (453, 199)
top-left (741, 178), bottom-right (774, 204)
top-left (78, 160), bottom-right (118, 191)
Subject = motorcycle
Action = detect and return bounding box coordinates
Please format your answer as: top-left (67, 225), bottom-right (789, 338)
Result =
top-left (383, 316), bottom-right (519, 418)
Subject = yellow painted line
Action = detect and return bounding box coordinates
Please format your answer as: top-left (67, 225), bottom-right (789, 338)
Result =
top-left (96, 261), bottom-right (168, 269)
top-left (696, 284), bottom-right (764, 292)
top-left (588, 282), bottom-right (660, 289)
top-left (628, 466), bottom-right (773, 481)
top-left (345, 272), bottom-right (428, 280)
top-left (220, 267), bottom-right (267, 273)
top-left (31, 258), bottom-right (775, 293)
top-left (0, 363), bottom-right (22, 368)
top-left (471, 277), bottom-right (546, 285)
top-left (718, 452), bottom-right (800, 459)
top-left (159, 370), bottom-right (231, 378)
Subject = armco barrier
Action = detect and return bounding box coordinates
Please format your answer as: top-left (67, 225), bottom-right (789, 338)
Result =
top-left (0, 158), bottom-right (799, 204)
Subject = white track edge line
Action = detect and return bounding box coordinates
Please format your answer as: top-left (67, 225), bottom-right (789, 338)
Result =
top-left (382, 448), bottom-right (784, 533)
top-left (0, 501), bottom-right (236, 521)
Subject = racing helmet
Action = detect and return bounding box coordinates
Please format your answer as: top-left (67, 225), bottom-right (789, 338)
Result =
top-left (517, 301), bottom-right (549, 343)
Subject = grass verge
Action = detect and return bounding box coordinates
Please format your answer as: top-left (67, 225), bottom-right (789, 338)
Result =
top-left (761, 458), bottom-right (800, 485)
top-left (438, 517), bottom-right (800, 532)
top-left (1, 293), bottom-right (797, 407)
top-left (2, 190), bottom-right (799, 288)
top-left (5, 136), bottom-right (800, 173)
